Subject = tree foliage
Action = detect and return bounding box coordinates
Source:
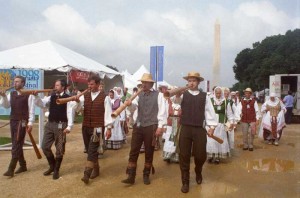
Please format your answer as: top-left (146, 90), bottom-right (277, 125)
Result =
top-left (232, 29), bottom-right (300, 92)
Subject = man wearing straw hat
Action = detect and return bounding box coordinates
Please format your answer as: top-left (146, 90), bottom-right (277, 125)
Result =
top-left (179, 72), bottom-right (218, 193)
top-left (121, 73), bottom-right (167, 185)
top-left (238, 88), bottom-right (260, 151)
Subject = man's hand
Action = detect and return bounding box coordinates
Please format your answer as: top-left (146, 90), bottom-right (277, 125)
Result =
top-left (155, 127), bottom-right (164, 136)
top-left (106, 128), bottom-right (112, 139)
top-left (26, 125), bottom-right (33, 133)
top-left (207, 128), bottom-right (214, 137)
top-left (124, 99), bottom-right (132, 106)
top-left (0, 90), bottom-right (6, 97)
top-left (63, 128), bottom-right (70, 134)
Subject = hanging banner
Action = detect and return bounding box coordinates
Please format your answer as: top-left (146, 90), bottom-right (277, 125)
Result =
top-left (150, 46), bottom-right (164, 81)
top-left (0, 69), bottom-right (43, 115)
top-left (69, 70), bottom-right (91, 83)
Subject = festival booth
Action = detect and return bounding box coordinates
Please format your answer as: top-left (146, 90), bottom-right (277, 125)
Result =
top-left (0, 40), bottom-right (123, 151)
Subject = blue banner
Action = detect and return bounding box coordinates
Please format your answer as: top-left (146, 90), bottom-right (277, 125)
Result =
top-left (150, 46), bottom-right (164, 81)
top-left (0, 69), bottom-right (43, 115)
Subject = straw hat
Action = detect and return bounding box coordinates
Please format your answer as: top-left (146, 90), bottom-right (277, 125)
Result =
top-left (183, 71), bottom-right (204, 81)
top-left (139, 73), bottom-right (155, 83)
top-left (243, 88), bottom-right (252, 93)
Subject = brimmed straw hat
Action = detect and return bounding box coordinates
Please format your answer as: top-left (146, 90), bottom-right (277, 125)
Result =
top-left (183, 71), bottom-right (204, 81)
top-left (139, 73), bottom-right (155, 83)
top-left (243, 88), bottom-right (252, 93)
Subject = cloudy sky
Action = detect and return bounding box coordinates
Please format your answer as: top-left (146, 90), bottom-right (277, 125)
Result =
top-left (0, 0), bottom-right (299, 87)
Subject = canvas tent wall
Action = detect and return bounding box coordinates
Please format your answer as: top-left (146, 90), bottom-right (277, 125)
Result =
top-left (0, 40), bottom-right (123, 92)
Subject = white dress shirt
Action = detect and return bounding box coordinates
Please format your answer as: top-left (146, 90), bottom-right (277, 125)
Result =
top-left (131, 88), bottom-right (167, 128)
top-left (0, 91), bottom-right (35, 126)
top-left (35, 92), bottom-right (77, 131)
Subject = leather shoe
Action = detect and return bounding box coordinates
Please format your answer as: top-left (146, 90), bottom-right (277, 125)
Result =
top-left (249, 148), bottom-right (254, 151)
top-left (181, 184), bottom-right (189, 193)
top-left (196, 173), bottom-right (202, 184)
top-left (243, 147), bottom-right (248, 150)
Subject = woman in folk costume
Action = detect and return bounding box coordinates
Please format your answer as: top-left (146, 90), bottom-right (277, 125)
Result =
top-left (105, 90), bottom-right (126, 150)
top-left (207, 87), bottom-right (234, 164)
top-left (162, 92), bottom-right (182, 163)
top-left (115, 87), bottom-right (127, 143)
top-left (223, 88), bottom-right (240, 149)
top-left (259, 93), bottom-right (286, 146)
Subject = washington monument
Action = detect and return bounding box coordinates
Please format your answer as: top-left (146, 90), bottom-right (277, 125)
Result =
top-left (212, 19), bottom-right (220, 87)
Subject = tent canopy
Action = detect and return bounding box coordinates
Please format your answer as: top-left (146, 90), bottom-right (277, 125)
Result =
top-left (0, 40), bottom-right (120, 79)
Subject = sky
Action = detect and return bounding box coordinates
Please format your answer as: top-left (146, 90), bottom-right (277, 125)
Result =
top-left (0, 0), bottom-right (299, 87)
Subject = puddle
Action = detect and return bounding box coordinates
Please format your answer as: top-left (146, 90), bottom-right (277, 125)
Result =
top-left (246, 158), bottom-right (294, 172)
top-left (287, 143), bottom-right (295, 147)
top-left (236, 144), bottom-right (265, 149)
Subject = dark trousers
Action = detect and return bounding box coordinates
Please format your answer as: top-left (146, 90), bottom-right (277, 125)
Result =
top-left (10, 120), bottom-right (26, 159)
top-left (82, 126), bottom-right (101, 162)
top-left (42, 121), bottom-right (67, 158)
top-left (128, 124), bottom-right (157, 166)
top-left (285, 107), bottom-right (293, 124)
top-left (179, 125), bottom-right (207, 175)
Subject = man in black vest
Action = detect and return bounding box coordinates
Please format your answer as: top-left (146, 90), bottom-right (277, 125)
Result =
top-left (35, 79), bottom-right (76, 180)
top-left (121, 73), bottom-right (167, 185)
top-left (179, 72), bottom-right (217, 193)
top-left (0, 76), bottom-right (35, 177)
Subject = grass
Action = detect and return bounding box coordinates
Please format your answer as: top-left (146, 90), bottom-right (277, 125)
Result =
top-left (0, 137), bottom-right (11, 145)
top-left (0, 115), bottom-right (40, 120)
top-left (74, 115), bottom-right (83, 123)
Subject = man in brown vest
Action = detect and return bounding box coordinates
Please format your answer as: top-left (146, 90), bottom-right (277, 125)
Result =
top-left (0, 76), bottom-right (35, 177)
top-left (238, 88), bottom-right (260, 151)
top-left (34, 79), bottom-right (76, 180)
top-left (76, 75), bottom-right (113, 184)
top-left (179, 72), bottom-right (218, 193)
top-left (121, 73), bottom-right (167, 185)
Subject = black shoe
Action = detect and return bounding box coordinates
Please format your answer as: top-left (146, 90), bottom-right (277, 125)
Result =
top-left (243, 147), bottom-right (249, 150)
top-left (121, 167), bottom-right (136, 184)
top-left (3, 158), bottom-right (18, 177)
top-left (81, 167), bottom-right (93, 184)
top-left (249, 148), bottom-right (254, 151)
top-left (53, 158), bottom-right (63, 180)
top-left (15, 166), bottom-right (27, 174)
top-left (181, 184), bottom-right (189, 193)
top-left (196, 173), bottom-right (202, 184)
top-left (44, 156), bottom-right (55, 176)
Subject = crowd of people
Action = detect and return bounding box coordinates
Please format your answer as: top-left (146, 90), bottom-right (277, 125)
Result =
top-left (0, 72), bottom-right (293, 193)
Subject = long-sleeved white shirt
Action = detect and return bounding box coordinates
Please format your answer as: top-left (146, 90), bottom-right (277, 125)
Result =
top-left (130, 89), bottom-right (167, 128)
top-left (0, 91), bottom-right (35, 126)
top-left (237, 98), bottom-right (261, 121)
top-left (34, 92), bottom-right (77, 131)
top-left (76, 91), bottom-right (114, 128)
top-left (183, 90), bottom-right (218, 129)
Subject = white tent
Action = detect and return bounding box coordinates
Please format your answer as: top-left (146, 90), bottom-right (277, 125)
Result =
top-left (121, 70), bottom-right (138, 89)
top-left (132, 65), bottom-right (173, 89)
top-left (132, 65), bottom-right (150, 82)
top-left (0, 40), bottom-right (123, 91)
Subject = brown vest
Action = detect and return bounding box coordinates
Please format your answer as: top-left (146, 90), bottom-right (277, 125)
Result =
top-left (241, 98), bottom-right (256, 123)
top-left (10, 91), bottom-right (29, 121)
top-left (180, 91), bottom-right (206, 127)
top-left (83, 92), bottom-right (106, 128)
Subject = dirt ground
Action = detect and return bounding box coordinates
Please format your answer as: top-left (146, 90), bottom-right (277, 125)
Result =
top-left (0, 121), bottom-right (299, 198)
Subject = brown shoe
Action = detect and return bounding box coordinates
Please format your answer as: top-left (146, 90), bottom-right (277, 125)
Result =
top-left (181, 183), bottom-right (189, 193)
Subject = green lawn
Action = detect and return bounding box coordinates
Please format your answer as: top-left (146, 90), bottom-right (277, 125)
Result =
top-left (0, 137), bottom-right (11, 145)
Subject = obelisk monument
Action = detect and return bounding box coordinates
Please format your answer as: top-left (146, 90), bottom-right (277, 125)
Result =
top-left (212, 19), bottom-right (220, 87)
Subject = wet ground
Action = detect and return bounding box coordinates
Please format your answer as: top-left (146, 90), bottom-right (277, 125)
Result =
top-left (0, 122), bottom-right (299, 198)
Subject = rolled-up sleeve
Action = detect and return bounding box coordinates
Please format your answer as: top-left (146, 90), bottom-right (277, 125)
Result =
top-left (157, 93), bottom-right (167, 128)
top-left (205, 96), bottom-right (218, 128)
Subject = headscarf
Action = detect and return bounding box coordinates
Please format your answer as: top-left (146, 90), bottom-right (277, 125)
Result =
top-left (266, 92), bottom-right (280, 107)
top-left (212, 86), bottom-right (225, 105)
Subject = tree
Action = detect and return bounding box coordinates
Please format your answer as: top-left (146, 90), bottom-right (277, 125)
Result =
top-left (232, 29), bottom-right (300, 92)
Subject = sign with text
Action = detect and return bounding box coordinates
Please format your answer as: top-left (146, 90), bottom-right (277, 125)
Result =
top-left (69, 70), bottom-right (91, 83)
top-left (0, 69), bottom-right (43, 115)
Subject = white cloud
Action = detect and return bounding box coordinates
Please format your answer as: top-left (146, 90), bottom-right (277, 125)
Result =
top-left (0, 1), bottom-right (298, 88)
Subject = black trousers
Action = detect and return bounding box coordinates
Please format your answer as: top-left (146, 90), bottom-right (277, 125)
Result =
top-left (179, 125), bottom-right (207, 175)
top-left (10, 120), bottom-right (26, 159)
top-left (82, 126), bottom-right (102, 162)
top-left (285, 107), bottom-right (293, 124)
top-left (128, 124), bottom-right (157, 165)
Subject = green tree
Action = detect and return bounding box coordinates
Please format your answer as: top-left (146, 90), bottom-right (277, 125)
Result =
top-left (232, 29), bottom-right (300, 92)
